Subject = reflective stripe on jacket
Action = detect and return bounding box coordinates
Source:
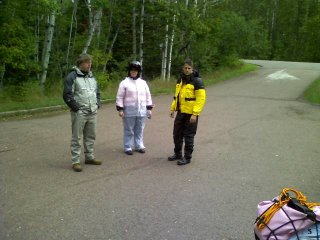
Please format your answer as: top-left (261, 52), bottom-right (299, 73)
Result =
top-left (170, 74), bottom-right (206, 115)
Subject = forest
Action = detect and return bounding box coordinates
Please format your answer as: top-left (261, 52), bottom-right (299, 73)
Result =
top-left (1, 0), bottom-right (320, 94)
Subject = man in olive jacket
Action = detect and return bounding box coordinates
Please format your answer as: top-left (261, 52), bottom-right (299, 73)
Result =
top-left (63, 53), bottom-right (101, 172)
top-left (168, 59), bottom-right (206, 165)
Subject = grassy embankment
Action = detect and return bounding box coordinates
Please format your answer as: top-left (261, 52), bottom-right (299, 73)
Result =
top-left (0, 62), bottom-right (258, 115)
top-left (303, 78), bottom-right (320, 104)
top-left (1, 62), bottom-right (319, 118)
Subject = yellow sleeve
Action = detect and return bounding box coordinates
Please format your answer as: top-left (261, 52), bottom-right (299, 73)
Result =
top-left (192, 89), bottom-right (206, 115)
top-left (170, 98), bottom-right (177, 111)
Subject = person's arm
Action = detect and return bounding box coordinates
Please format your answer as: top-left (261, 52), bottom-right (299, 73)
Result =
top-left (170, 79), bottom-right (181, 118)
top-left (192, 78), bottom-right (206, 116)
top-left (63, 71), bottom-right (80, 112)
top-left (116, 80), bottom-right (125, 117)
top-left (143, 82), bottom-right (153, 119)
top-left (145, 82), bottom-right (153, 110)
top-left (96, 78), bottom-right (101, 108)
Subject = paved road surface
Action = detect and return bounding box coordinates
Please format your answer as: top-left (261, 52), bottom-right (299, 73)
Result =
top-left (1, 60), bottom-right (320, 240)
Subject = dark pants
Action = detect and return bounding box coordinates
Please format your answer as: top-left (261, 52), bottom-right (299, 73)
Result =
top-left (173, 112), bottom-right (198, 160)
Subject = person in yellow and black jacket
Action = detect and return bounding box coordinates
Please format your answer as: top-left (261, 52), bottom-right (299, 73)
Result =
top-left (168, 59), bottom-right (206, 165)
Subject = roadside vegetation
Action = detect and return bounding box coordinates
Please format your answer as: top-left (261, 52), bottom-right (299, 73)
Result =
top-left (1, 61), bottom-right (319, 119)
top-left (0, 62), bottom-right (257, 115)
top-left (303, 77), bottom-right (320, 104)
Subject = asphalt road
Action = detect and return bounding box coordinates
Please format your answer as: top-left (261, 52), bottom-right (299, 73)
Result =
top-left (1, 60), bottom-right (320, 240)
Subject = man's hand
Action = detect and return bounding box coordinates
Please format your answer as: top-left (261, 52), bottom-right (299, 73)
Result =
top-left (170, 111), bottom-right (175, 118)
top-left (190, 115), bottom-right (197, 123)
top-left (118, 111), bottom-right (124, 118)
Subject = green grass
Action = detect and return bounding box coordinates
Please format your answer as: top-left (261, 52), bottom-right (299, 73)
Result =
top-left (303, 77), bottom-right (320, 104)
top-left (203, 63), bottom-right (257, 85)
top-left (0, 82), bottom-right (65, 112)
top-left (0, 62), bottom-right (258, 115)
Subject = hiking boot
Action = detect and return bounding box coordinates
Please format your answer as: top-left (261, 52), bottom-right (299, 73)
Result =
top-left (85, 159), bottom-right (102, 165)
top-left (125, 150), bottom-right (133, 155)
top-left (177, 157), bottom-right (191, 166)
top-left (72, 163), bottom-right (82, 172)
top-left (136, 149), bottom-right (146, 153)
top-left (168, 154), bottom-right (182, 161)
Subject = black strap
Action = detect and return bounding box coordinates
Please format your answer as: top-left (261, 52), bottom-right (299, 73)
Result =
top-left (185, 98), bottom-right (196, 101)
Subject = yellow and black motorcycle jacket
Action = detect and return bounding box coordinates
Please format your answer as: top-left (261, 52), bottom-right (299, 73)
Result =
top-left (170, 72), bottom-right (206, 116)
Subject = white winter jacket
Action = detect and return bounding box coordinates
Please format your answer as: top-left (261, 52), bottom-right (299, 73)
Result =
top-left (116, 77), bottom-right (153, 117)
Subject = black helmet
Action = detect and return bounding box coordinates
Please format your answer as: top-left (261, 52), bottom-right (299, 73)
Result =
top-left (128, 61), bottom-right (141, 78)
top-left (129, 61), bottom-right (141, 71)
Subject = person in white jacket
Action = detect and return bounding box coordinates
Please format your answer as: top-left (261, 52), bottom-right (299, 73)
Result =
top-left (116, 61), bottom-right (153, 155)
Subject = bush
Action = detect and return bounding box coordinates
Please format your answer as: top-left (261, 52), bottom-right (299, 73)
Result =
top-left (303, 78), bottom-right (320, 104)
top-left (220, 55), bottom-right (243, 68)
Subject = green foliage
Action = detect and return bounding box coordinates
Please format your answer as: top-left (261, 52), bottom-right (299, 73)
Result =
top-left (0, 80), bottom-right (60, 105)
top-left (0, 21), bottom-right (40, 84)
top-left (303, 77), bottom-right (320, 104)
top-left (300, 16), bottom-right (320, 62)
top-left (95, 72), bottom-right (110, 91)
top-left (203, 61), bottom-right (258, 86)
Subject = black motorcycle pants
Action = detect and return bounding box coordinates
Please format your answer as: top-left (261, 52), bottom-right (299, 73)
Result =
top-left (173, 112), bottom-right (198, 160)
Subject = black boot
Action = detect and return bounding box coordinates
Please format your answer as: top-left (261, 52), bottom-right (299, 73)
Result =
top-left (168, 154), bottom-right (182, 161)
top-left (177, 157), bottom-right (191, 165)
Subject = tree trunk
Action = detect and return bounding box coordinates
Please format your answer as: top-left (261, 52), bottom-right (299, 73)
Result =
top-left (132, 4), bottom-right (137, 60)
top-left (270, 0), bottom-right (279, 59)
top-left (66, 0), bottom-right (78, 70)
top-left (202, 0), bottom-right (207, 17)
top-left (167, 0), bottom-right (177, 81)
top-left (35, 10), bottom-right (40, 80)
top-left (104, 0), bottom-right (116, 54)
top-left (95, 9), bottom-right (102, 48)
top-left (40, 12), bottom-right (56, 85)
top-left (0, 63), bottom-right (5, 89)
top-left (139, 0), bottom-right (145, 76)
top-left (108, 24), bottom-right (120, 54)
top-left (160, 43), bottom-right (165, 79)
top-left (83, 7), bottom-right (103, 53)
top-left (161, 22), bottom-right (169, 80)
top-left (103, 23), bottom-right (120, 72)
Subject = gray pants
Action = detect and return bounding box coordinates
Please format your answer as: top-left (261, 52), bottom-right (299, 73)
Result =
top-left (123, 116), bottom-right (146, 151)
top-left (70, 111), bottom-right (97, 164)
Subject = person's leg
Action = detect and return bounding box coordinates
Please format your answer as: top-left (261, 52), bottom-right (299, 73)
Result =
top-left (71, 111), bottom-right (85, 164)
top-left (134, 116), bottom-right (146, 150)
top-left (184, 116), bottom-right (198, 160)
top-left (178, 115), bottom-right (198, 165)
top-left (168, 112), bottom-right (184, 160)
top-left (123, 117), bottom-right (135, 152)
top-left (83, 113), bottom-right (97, 161)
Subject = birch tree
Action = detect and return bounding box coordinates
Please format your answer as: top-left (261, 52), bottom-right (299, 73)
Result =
top-left (83, 0), bottom-right (103, 53)
top-left (269, 0), bottom-right (279, 59)
top-left (40, 5), bottom-right (57, 85)
top-left (132, 3), bottom-right (137, 60)
top-left (103, 0), bottom-right (119, 71)
top-left (139, 0), bottom-right (145, 76)
top-left (161, 22), bottom-right (169, 80)
top-left (167, 0), bottom-right (177, 81)
top-left (66, 0), bottom-right (78, 70)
